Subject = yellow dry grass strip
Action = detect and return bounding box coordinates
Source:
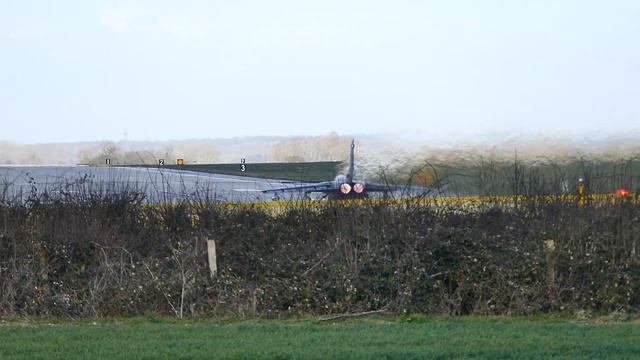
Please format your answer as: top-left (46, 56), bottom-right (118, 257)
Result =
top-left (193, 193), bottom-right (638, 210)
top-left (144, 193), bottom-right (637, 212)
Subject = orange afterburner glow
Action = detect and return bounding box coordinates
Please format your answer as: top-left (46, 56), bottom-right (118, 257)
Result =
top-left (339, 183), bottom-right (352, 194)
top-left (615, 188), bottom-right (630, 197)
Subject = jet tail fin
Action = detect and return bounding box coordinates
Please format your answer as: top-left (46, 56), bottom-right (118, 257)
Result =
top-left (347, 138), bottom-right (355, 182)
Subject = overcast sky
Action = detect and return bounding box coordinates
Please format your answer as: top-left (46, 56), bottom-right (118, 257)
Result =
top-left (1, 1), bottom-right (639, 143)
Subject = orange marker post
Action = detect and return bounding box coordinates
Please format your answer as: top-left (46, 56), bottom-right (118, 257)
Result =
top-left (577, 179), bottom-right (585, 207)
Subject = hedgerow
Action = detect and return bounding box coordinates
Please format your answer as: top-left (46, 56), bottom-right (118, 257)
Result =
top-left (1, 190), bottom-right (639, 318)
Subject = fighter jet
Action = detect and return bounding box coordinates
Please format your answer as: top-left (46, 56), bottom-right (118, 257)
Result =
top-left (263, 139), bottom-right (403, 200)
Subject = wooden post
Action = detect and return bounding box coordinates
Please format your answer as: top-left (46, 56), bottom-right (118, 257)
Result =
top-left (207, 239), bottom-right (217, 278)
top-left (544, 239), bottom-right (557, 306)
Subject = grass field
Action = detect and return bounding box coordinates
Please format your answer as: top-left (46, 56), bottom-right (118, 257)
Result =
top-left (1, 317), bottom-right (639, 359)
top-left (126, 157), bottom-right (640, 195)
top-left (148, 161), bottom-right (342, 182)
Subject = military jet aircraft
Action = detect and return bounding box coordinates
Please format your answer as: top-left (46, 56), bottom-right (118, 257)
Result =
top-left (263, 139), bottom-right (404, 200)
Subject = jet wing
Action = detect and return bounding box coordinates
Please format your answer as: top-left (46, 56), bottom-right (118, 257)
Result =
top-left (362, 182), bottom-right (404, 192)
top-left (364, 182), bottom-right (438, 196)
top-left (264, 181), bottom-right (415, 194)
top-left (262, 181), bottom-right (336, 194)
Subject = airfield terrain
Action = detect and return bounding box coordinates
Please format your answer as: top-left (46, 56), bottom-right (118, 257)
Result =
top-left (2, 162), bottom-right (640, 359)
top-left (0, 165), bottom-right (306, 203)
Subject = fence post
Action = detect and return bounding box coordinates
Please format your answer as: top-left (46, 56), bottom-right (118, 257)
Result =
top-left (207, 239), bottom-right (217, 278)
top-left (544, 239), bottom-right (557, 306)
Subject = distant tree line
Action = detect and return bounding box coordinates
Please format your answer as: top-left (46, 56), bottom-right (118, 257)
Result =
top-left (270, 133), bottom-right (352, 162)
top-left (78, 141), bottom-right (222, 166)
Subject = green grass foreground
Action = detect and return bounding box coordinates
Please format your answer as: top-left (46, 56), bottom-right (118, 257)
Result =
top-left (1, 317), bottom-right (639, 359)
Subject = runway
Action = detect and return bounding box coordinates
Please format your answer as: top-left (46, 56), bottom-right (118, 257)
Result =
top-left (0, 165), bottom-right (308, 203)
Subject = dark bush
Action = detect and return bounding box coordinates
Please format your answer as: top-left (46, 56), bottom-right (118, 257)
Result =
top-left (1, 191), bottom-right (639, 318)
